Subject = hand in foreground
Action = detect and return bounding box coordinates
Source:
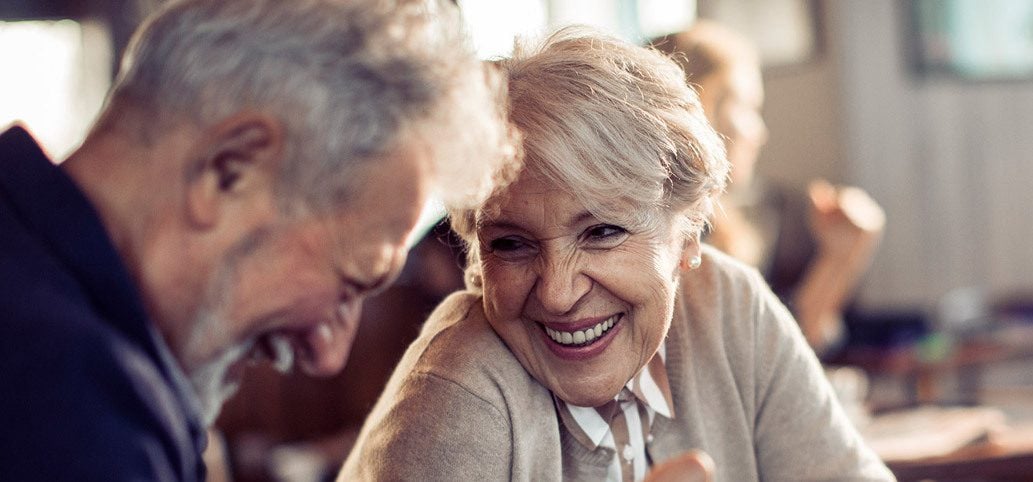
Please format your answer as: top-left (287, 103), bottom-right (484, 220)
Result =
top-left (644, 449), bottom-right (714, 482)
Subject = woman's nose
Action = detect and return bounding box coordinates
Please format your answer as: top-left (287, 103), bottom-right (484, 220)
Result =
top-left (534, 254), bottom-right (591, 315)
top-left (740, 108), bottom-right (767, 148)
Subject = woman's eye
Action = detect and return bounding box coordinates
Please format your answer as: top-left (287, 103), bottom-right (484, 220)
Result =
top-left (486, 236), bottom-right (537, 260)
top-left (583, 224), bottom-right (629, 248)
top-left (489, 237), bottom-right (525, 252)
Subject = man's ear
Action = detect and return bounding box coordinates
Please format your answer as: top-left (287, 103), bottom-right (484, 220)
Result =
top-left (185, 112), bottom-right (284, 229)
top-left (679, 234), bottom-right (703, 271)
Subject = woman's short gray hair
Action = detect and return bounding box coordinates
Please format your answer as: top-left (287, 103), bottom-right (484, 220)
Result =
top-left (104, 0), bottom-right (514, 213)
top-left (452, 25), bottom-right (728, 246)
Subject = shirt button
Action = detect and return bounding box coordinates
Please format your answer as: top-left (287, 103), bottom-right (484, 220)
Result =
top-left (646, 434), bottom-right (655, 444)
top-left (622, 444), bottom-right (635, 461)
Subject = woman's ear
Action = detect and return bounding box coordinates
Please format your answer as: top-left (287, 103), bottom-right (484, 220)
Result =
top-left (680, 235), bottom-right (702, 271)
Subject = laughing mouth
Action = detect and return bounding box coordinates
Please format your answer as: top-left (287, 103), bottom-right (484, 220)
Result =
top-left (247, 305), bottom-right (348, 375)
top-left (250, 332), bottom-right (295, 373)
top-left (544, 314), bottom-right (620, 347)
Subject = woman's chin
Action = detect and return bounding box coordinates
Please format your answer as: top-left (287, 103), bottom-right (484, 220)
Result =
top-left (551, 382), bottom-right (624, 408)
top-left (557, 388), bottom-right (619, 406)
top-left (528, 338), bottom-right (635, 407)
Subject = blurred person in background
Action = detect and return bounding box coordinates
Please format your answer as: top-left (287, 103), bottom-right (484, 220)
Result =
top-left (0, 0), bottom-right (512, 480)
top-left (653, 21), bottom-right (886, 357)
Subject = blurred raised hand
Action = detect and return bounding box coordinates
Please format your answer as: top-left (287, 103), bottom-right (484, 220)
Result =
top-left (808, 179), bottom-right (885, 261)
top-left (795, 179), bottom-right (885, 353)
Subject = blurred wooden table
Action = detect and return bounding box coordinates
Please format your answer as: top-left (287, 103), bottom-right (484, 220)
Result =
top-left (834, 325), bottom-right (1033, 405)
top-left (886, 422), bottom-right (1033, 481)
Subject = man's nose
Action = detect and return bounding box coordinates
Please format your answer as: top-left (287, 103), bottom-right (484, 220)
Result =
top-left (533, 252), bottom-right (590, 315)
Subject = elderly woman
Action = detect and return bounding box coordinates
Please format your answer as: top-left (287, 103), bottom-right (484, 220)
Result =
top-left (339, 27), bottom-right (891, 481)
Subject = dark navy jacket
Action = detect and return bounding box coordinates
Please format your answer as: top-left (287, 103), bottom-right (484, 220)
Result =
top-left (0, 126), bottom-right (206, 481)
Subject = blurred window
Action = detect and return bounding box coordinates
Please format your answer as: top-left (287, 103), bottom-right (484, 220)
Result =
top-left (458, 0), bottom-right (549, 58)
top-left (698, 0), bottom-right (819, 66)
top-left (911, 0), bottom-right (1033, 79)
top-left (0, 19), bottom-right (111, 161)
top-left (459, 0), bottom-right (696, 58)
top-left (638, 0), bottom-right (698, 39)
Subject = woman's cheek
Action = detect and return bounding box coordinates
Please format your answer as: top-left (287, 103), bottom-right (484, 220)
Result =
top-left (482, 261), bottom-right (530, 318)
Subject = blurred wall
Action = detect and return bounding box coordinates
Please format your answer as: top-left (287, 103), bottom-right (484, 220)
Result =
top-left (758, 0), bottom-right (845, 188)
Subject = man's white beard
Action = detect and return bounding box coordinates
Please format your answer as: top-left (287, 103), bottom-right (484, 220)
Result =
top-left (186, 311), bottom-right (297, 426)
top-left (188, 329), bottom-right (251, 426)
top-left (182, 227), bottom-right (298, 425)
top-left (183, 234), bottom-right (260, 426)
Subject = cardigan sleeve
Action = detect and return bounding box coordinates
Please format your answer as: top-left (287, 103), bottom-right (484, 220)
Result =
top-left (747, 270), bottom-right (895, 481)
top-left (338, 372), bottom-right (513, 481)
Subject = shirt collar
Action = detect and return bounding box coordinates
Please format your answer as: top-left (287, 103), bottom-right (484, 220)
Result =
top-left (554, 345), bottom-right (675, 450)
top-left (627, 344), bottom-right (674, 418)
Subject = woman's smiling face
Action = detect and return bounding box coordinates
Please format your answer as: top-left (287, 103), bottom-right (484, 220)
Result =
top-left (476, 172), bottom-right (691, 406)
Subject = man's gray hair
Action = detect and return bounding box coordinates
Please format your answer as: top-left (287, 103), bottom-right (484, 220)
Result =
top-left (105, 0), bottom-right (514, 212)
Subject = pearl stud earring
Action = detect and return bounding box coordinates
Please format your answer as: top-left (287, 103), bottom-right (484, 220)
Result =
top-left (688, 255), bottom-right (702, 270)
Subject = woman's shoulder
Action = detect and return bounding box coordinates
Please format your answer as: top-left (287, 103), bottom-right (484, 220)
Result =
top-left (343, 290), bottom-right (561, 480)
top-left (675, 244), bottom-right (788, 344)
top-left (686, 244), bottom-right (770, 298)
top-left (404, 290), bottom-right (546, 402)
top-left (416, 291), bottom-right (515, 371)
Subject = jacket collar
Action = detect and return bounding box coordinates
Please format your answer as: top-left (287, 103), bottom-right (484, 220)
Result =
top-left (0, 124), bottom-right (205, 433)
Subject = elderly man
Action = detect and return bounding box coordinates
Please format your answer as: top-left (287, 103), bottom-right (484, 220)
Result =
top-left (0, 0), bottom-right (511, 480)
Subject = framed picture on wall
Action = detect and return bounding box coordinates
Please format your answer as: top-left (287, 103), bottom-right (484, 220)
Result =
top-left (908, 0), bottom-right (1033, 80)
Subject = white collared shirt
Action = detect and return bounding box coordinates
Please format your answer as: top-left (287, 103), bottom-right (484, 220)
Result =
top-left (553, 346), bottom-right (674, 481)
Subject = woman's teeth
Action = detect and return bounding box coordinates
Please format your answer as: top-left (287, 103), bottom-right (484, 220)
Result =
top-left (545, 315), bottom-right (619, 346)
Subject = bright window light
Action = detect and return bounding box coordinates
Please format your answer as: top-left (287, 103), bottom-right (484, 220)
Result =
top-left (459, 0), bottom-right (548, 59)
top-left (550, 0), bottom-right (623, 35)
top-left (638, 0), bottom-right (697, 39)
top-left (0, 19), bottom-right (111, 161)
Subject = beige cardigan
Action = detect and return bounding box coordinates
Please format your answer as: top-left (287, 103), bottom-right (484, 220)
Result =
top-left (339, 246), bottom-right (893, 481)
